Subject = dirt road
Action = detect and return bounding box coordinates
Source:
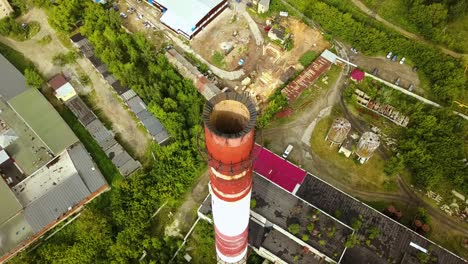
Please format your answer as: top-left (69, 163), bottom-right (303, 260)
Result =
top-left (350, 0), bottom-right (466, 58)
top-left (165, 170), bottom-right (210, 237)
top-left (0, 8), bottom-right (150, 157)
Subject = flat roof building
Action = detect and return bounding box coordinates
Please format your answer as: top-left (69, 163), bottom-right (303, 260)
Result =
top-left (198, 145), bottom-right (467, 264)
top-left (150, 0), bottom-right (228, 39)
top-left (0, 54), bottom-right (109, 262)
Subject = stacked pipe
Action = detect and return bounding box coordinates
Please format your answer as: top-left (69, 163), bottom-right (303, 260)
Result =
top-left (203, 92), bottom-right (257, 263)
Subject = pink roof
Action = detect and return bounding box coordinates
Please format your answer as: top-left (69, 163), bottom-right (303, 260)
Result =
top-left (253, 145), bottom-right (307, 192)
top-left (350, 68), bottom-right (365, 82)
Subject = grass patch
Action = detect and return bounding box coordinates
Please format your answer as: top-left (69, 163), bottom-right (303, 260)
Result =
top-left (52, 51), bottom-right (78, 66)
top-left (446, 16), bottom-right (468, 53)
top-left (211, 51), bottom-right (226, 68)
top-left (299, 50), bottom-right (317, 67)
top-left (361, 199), bottom-right (418, 227)
top-left (360, 0), bottom-right (418, 33)
top-left (55, 31), bottom-right (74, 49)
top-left (430, 230), bottom-right (468, 260)
top-left (290, 65), bottom-right (341, 111)
top-left (310, 114), bottom-right (392, 192)
top-left (36, 34), bottom-right (52, 45)
top-left (185, 220), bottom-right (216, 264)
top-left (0, 42), bottom-right (35, 72)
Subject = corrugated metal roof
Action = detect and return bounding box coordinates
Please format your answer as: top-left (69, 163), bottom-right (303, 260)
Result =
top-left (65, 97), bottom-right (97, 126)
top-left (24, 173), bottom-right (90, 233)
top-left (105, 143), bottom-right (124, 158)
top-left (104, 74), bottom-right (118, 85)
top-left (111, 151), bottom-right (133, 168)
top-left (0, 54), bottom-right (27, 101)
top-left (120, 89), bottom-right (137, 102)
top-left (111, 81), bottom-right (130, 95)
top-left (70, 33), bottom-right (85, 43)
top-left (85, 119), bottom-right (113, 146)
top-left (67, 143), bottom-right (108, 193)
top-left (126, 96), bottom-right (146, 114)
top-left (118, 159), bottom-right (141, 176)
top-left (138, 110), bottom-right (170, 144)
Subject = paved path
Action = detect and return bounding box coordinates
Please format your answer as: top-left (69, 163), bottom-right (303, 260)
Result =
top-left (127, 0), bottom-right (245, 80)
top-left (350, 0), bottom-right (466, 58)
top-left (365, 73), bottom-right (468, 121)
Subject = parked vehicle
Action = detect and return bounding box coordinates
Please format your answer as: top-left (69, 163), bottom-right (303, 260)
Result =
top-left (372, 68), bottom-right (379, 75)
top-left (119, 12), bottom-right (127, 19)
top-left (395, 78), bottom-right (401, 86)
top-left (408, 84), bottom-right (414, 91)
top-left (399, 57), bottom-right (406, 64)
top-left (386, 51), bottom-right (393, 59)
top-left (282, 144), bottom-right (293, 159)
top-left (350, 48), bottom-right (358, 54)
top-left (391, 55), bottom-right (397, 62)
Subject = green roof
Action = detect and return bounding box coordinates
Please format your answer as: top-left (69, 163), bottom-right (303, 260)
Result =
top-left (0, 212), bottom-right (33, 256)
top-left (0, 179), bottom-right (22, 225)
top-left (8, 88), bottom-right (78, 155)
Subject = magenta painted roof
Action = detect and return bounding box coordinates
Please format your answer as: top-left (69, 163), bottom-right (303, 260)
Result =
top-left (350, 68), bottom-right (365, 81)
top-left (253, 145), bottom-right (307, 192)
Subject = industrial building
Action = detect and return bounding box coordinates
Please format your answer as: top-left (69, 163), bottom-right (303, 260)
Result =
top-left (325, 117), bottom-right (351, 146)
top-left (198, 144), bottom-right (467, 264)
top-left (282, 50), bottom-right (335, 102)
top-left (355, 132), bottom-right (380, 163)
top-left (198, 92), bottom-right (465, 263)
top-left (0, 55), bottom-right (109, 262)
top-left (149, 0), bottom-right (228, 39)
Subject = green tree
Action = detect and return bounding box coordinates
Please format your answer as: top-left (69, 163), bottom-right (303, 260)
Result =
top-left (24, 67), bottom-right (43, 88)
top-left (345, 234), bottom-right (360, 248)
top-left (288, 224), bottom-right (301, 235)
top-left (367, 226), bottom-right (380, 240)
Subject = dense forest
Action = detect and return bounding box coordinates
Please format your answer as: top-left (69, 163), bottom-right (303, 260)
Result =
top-left (9, 0), bottom-right (205, 263)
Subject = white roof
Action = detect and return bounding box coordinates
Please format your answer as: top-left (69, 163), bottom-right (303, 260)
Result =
top-left (320, 49), bottom-right (338, 64)
top-left (0, 128), bottom-right (18, 148)
top-left (0, 149), bottom-right (9, 164)
top-left (55, 82), bottom-right (76, 98)
top-left (158, 0), bottom-right (225, 36)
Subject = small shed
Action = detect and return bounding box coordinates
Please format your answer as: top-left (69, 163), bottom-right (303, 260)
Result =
top-left (350, 68), bottom-right (365, 82)
top-left (48, 74), bottom-right (77, 102)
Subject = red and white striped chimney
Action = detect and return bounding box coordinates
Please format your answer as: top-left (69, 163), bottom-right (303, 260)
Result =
top-left (203, 92), bottom-right (257, 263)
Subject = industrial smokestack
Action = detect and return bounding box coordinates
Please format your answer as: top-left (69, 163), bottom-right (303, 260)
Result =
top-left (203, 92), bottom-right (257, 264)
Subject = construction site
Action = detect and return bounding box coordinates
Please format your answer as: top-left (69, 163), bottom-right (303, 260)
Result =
top-left (190, 4), bottom-right (329, 103)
